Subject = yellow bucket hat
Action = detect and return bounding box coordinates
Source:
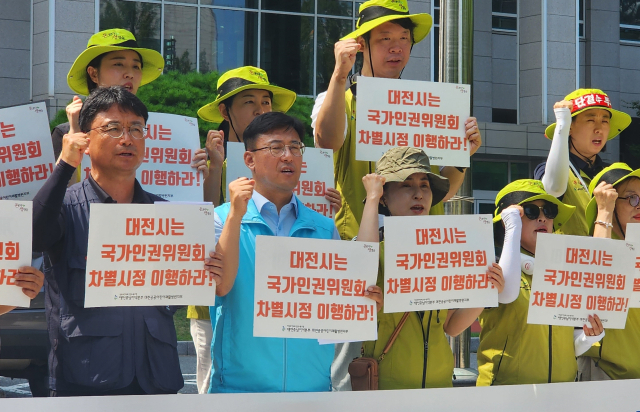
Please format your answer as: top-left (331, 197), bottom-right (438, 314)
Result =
top-left (493, 179), bottom-right (575, 229)
top-left (584, 163), bottom-right (640, 235)
top-left (67, 29), bottom-right (164, 96)
top-left (544, 88), bottom-right (632, 140)
top-left (197, 66), bottom-right (297, 124)
top-left (341, 0), bottom-right (432, 44)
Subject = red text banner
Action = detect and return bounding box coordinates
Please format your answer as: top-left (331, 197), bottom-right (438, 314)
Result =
top-left (0, 200), bottom-right (33, 307)
top-left (80, 113), bottom-right (202, 201)
top-left (0, 103), bottom-right (56, 200)
top-left (527, 233), bottom-right (635, 328)
top-left (383, 215), bottom-right (497, 313)
top-left (355, 76), bottom-right (471, 167)
top-left (624, 223), bottom-right (640, 308)
top-left (84, 203), bottom-right (216, 307)
top-left (253, 236), bottom-right (378, 340)
top-left (226, 142), bottom-right (335, 218)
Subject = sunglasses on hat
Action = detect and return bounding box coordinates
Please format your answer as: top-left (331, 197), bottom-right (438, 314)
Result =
top-left (522, 202), bottom-right (559, 221)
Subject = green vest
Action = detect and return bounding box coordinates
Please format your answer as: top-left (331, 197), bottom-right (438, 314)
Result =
top-left (477, 271), bottom-right (577, 386)
top-left (362, 242), bottom-right (454, 389)
top-left (334, 91), bottom-right (444, 241)
top-left (557, 168), bottom-right (591, 236)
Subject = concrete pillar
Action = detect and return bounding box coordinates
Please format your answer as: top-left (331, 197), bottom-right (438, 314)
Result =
top-left (0, 0), bottom-right (31, 108)
top-left (518, 0), bottom-right (577, 126)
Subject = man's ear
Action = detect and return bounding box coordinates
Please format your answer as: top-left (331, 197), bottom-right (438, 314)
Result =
top-left (219, 104), bottom-right (230, 122)
top-left (356, 35), bottom-right (366, 51)
top-left (244, 150), bottom-right (255, 172)
top-left (87, 66), bottom-right (99, 85)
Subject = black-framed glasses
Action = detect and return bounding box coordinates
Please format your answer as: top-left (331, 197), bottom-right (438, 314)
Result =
top-left (89, 122), bottom-right (147, 140)
top-left (522, 202), bottom-right (559, 220)
top-left (249, 142), bottom-right (305, 157)
top-left (617, 194), bottom-right (640, 207)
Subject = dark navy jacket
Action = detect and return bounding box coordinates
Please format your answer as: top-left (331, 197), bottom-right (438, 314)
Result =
top-left (33, 161), bottom-right (183, 393)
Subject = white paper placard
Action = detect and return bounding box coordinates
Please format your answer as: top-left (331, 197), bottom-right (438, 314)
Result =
top-left (225, 142), bottom-right (336, 217)
top-left (253, 236), bottom-right (379, 341)
top-left (355, 76), bottom-right (470, 167)
top-left (80, 112), bottom-right (203, 201)
top-left (0, 200), bottom-right (33, 307)
top-left (0, 103), bottom-right (56, 200)
top-left (625, 223), bottom-right (640, 307)
top-left (383, 214), bottom-right (497, 313)
top-left (527, 233), bottom-right (635, 328)
top-left (84, 203), bottom-right (216, 307)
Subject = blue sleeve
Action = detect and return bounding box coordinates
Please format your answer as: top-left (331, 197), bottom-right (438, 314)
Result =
top-left (214, 211), bottom-right (223, 244)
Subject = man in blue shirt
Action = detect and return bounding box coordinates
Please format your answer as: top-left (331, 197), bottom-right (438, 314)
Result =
top-left (209, 112), bottom-right (381, 393)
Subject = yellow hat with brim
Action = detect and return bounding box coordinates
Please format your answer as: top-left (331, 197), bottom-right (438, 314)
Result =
top-left (67, 29), bottom-right (164, 96)
top-left (369, 147), bottom-right (450, 215)
top-left (544, 88), bottom-right (632, 140)
top-left (340, 0), bottom-right (432, 45)
top-left (197, 66), bottom-right (297, 124)
top-left (493, 179), bottom-right (575, 229)
top-left (585, 163), bottom-right (640, 235)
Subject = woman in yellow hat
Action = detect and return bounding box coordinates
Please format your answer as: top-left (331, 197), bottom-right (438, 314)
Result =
top-left (534, 90), bottom-right (632, 237)
top-left (583, 163), bottom-right (640, 380)
top-left (356, 147), bottom-right (504, 389)
top-left (52, 28), bottom-right (209, 181)
top-left (477, 179), bottom-right (603, 386)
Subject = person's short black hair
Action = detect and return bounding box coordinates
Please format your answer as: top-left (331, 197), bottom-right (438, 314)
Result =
top-left (79, 86), bottom-right (149, 133)
top-left (85, 50), bottom-right (144, 94)
top-left (362, 18), bottom-right (416, 44)
top-left (242, 112), bottom-right (304, 150)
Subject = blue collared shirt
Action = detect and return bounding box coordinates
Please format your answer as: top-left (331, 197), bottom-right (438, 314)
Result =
top-left (214, 190), bottom-right (340, 242)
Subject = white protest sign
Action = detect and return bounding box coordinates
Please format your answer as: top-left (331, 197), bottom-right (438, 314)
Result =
top-left (0, 200), bottom-right (33, 307)
top-left (253, 236), bottom-right (378, 341)
top-left (80, 112), bottom-right (202, 201)
top-left (626, 223), bottom-right (640, 307)
top-left (0, 103), bottom-right (56, 200)
top-left (527, 233), bottom-right (635, 328)
top-left (84, 203), bottom-right (216, 307)
top-left (383, 214), bottom-right (497, 313)
top-left (355, 76), bottom-right (471, 167)
top-left (226, 142), bottom-right (335, 217)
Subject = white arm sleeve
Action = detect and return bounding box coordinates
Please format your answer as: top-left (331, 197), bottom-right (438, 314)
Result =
top-left (541, 107), bottom-right (572, 197)
top-left (574, 329), bottom-right (605, 356)
top-left (310, 91), bottom-right (348, 140)
top-left (497, 208), bottom-right (523, 304)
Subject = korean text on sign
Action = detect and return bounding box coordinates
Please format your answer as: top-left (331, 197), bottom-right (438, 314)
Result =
top-left (0, 201), bottom-right (33, 307)
top-left (226, 142), bottom-right (336, 218)
top-left (526, 233), bottom-right (636, 329)
top-left (253, 236), bottom-right (378, 341)
top-left (383, 214), bottom-right (497, 313)
top-left (355, 76), bottom-right (470, 167)
top-left (623, 224), bottom-right (640, 308)
top-left (80, 113), bottom-right (203, 202)
top-left (84, 203), bottom-right (216, 307)
top-left (0, 103), bottom-right (56, 201)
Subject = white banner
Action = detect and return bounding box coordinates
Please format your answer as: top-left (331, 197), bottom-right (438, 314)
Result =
top-left (225, 142), bottom-right (335, 217)
top-left (383, 214), bottom-right (497, 313)
top-left (626, 223), bottom-right (640, 307)
top-left (80, 112), bottom-right (203, 202)
top-left (355, 76), bottom-right (471, 167)
top-left (527, 233), bottom-right (635, 328)
top-left (84, 203), bottom-right (216, 307)
top-left (0, 103), bottom-right (56, 200)
top-left (253, 236), bottom-right (378, 341)
top-left (0, 200), bottom-right (33, 307)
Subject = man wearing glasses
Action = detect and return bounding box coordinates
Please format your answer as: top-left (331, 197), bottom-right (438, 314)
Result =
top-left (32, 86), bottom-right (222, 396)
top-left (210, 112), bottom-right (381, 393)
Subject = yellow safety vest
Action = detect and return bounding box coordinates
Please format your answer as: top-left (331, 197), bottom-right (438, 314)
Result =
top-left (362, 242), bottom-right (454, 389)
top-left (556, 168), bottom-right (591, 236)
top-left (477, 270), bottom-right (577, 385)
